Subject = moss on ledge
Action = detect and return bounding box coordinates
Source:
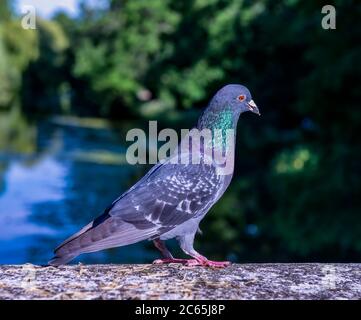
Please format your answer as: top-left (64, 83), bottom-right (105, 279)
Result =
top-left (0, 263), bottom-right (360, 300)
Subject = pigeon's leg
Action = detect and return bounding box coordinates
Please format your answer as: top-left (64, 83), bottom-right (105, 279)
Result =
top-left (152, 239), bottom-right (190, 264)
top-left (179, 233), bottom-right (231, 268)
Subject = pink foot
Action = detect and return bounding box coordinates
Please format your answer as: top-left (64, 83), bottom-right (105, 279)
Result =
top-left (185, 259), bottom-right (231, 268)
top-left (152, 258), bottom-right (190, 264)
top-left (204, 260), bottom-right (231, 268)
top-left (152, 257), bottom-right (231, 268)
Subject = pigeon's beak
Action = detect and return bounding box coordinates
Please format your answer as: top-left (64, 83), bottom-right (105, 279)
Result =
top-left (247, 100), bottom-right (260, 116)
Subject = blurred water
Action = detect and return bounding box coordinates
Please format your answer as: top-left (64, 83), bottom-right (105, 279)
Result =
top-left (0, 113), bottom-right (158, 264)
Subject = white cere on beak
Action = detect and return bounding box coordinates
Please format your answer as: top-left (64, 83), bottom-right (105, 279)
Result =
top-left (248, 100), bottom-right (257, 109)
top-left (247, 100), bottom-right (260, 115)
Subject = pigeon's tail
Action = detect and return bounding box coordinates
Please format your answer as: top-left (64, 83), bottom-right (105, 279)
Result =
top-left (48, 221), bottom-right (95, 266)
top-left (48, 213), bottom-right (159, 266)
top-left (48, 253), bottom-right (78, 266)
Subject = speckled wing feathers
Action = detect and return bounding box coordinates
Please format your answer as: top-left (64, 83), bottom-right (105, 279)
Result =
top-left (110, 162), bottom-right (223, 232)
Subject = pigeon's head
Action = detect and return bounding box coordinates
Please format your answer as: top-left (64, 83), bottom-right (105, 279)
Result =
top-left (197, 84), bottom-right (260, 130)
top-left (212, 84), bottom-right (260, 116)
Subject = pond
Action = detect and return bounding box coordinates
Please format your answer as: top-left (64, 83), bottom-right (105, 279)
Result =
top-left (0, 111), bottom-right (161, 264)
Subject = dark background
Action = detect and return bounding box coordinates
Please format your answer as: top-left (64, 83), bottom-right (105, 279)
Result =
top-left (0, 0), bottom-right (360, 264)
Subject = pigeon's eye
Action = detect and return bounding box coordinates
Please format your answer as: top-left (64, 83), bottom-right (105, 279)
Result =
top-left (237, 95), bottom-right (246, 102)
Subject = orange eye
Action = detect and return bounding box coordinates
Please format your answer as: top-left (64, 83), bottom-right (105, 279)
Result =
top-left (237, 94), bottom-right (246, 102)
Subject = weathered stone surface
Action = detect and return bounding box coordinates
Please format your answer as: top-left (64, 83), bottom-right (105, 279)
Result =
top-left (0, 263), bottom-right (360, 300)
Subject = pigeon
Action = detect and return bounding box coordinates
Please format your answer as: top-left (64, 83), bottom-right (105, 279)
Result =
top-left (49, 84), bottom-right (260, 267)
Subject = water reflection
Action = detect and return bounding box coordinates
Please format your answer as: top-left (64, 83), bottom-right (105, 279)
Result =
top-left (0, 112), bottom-right (157, 264)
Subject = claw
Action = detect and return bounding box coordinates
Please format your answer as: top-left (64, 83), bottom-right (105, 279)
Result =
top-left (152, 257), bottom-right (231, 268)
top-left (186, 259), bottom-right (231, 268)
top-left (203, 260), bottom-right (231, 268)
top-left (152, 258), bottom-right (189, 264)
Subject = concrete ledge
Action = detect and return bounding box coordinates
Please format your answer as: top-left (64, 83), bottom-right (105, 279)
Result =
top-left (0, 263), bottom-right (360, 300)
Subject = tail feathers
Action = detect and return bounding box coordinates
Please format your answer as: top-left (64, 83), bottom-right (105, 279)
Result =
top-left (48, 221), bottom-right (94, 266)
top-left (54, 222), bottom-right (94, 252)
top-left (48, 216), bottom-right (159, 266)
top-left (48, 253), bottom-right (78, 266)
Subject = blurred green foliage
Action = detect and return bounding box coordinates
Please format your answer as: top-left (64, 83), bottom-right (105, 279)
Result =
top-left (0, 0), bottom-right (360, 261)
